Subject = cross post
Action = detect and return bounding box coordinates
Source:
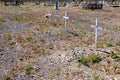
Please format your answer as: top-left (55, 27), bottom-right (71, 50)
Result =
top-left (48, 12), bottom-right (51, 26)
top-left (91, 18), bottom-right (102, 53)
top-left (63, 12), bottom-right (69, 33)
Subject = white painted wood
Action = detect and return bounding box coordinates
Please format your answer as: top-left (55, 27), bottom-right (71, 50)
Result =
top-left (63, 12), bottom-right (69, 32)
top-left (91, 18), bottom-right (102, 53)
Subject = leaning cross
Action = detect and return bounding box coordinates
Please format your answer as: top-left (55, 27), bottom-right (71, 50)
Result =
top-left (48, 12), bottom-right (51, 25)
top-left (91, 18), bottom-right (102, 53)
top-left (63, 12), bottom-right (69, 33)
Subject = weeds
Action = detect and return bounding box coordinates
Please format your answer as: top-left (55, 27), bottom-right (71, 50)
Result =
top-left (0, 17), bottom-right (6, 22)
top-left (26, 35), bottom-right (32, 41)
top-left (105, 42), bottom-right (113, 47)
top-left (71, 31), bottom-right (79, 36)
top-left (114, 64), bottom-right (120, 74)
top-left (50, 20), bottom-right (57, 26)
top-left (116, 41), bottom-right (120, 46)
top-left (76, 54), bottom-right (90, 66)
top-left (97, 42), bottom-right (104, 48)
top-left (79, 29), bottom-right (86, 36)
top-left (24, 64), bottom-right (31, 75)
top-left (93, 74), bottom-right (104, 80)
top-left (76, 54), bottom-right (102, 67)
top-left (8, 40), bottom-right (16, 45)
top-left (110, 51), bottom-right (120, 61)
top-left (13, 16), bottom-right (22, 22)
top-left (3, 72), bottom-right (11, 80)
top-left (90, 55), bottom-right (102, 64)
top-left (33, 47), bottom-right (49, 56)
top-left (44, 28), bottom-right (51, 34)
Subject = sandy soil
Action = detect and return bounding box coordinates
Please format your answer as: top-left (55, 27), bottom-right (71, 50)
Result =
top-left (0, 3), bottom-right (120, 80)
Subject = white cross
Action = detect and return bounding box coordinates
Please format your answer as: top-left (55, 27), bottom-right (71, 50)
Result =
top-left (91, 18), bottom-right (102, 53)
top-left (63, 12), bottom-right (69, 33)
top-left (48, 12), bottom-right (51, 24)
top-left (48, 12), bottom-right (51, 17)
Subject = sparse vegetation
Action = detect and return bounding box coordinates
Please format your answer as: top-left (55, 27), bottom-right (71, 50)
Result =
top-left (24, 64), bottom-right (31, 75)
top-left (93, 74), bottom-right (104, 80)
top-left (116, 41), bottom-right (120, 46)
top-left (3, 72), bottom-right (11, 80)
top-left (0, 17), bottom-right (6, 22)
top-left (8, 40), bottom-right (16, 45)
top-left (33, 47), bottom-right (49, 56)
top-left (105, 41), bottom-right (113, 47)
top-left (76, 54), bottom-right (102, 66)
top-left (26, 35), bottom-right (32, 41)
top-left (13, 16), bottom-right (22, 22)
top-left (50, 20), bottom-right (57, 26)
top-left (71, 31), bottom-right (79, 36)
top-left (0, 3), bottom-right (120, 80)
top-left (110, 51), bottom-right (120, 61)
top-left (97, 42), bottom-right (104, 48)
top-left (79, 29), bottom-right (86, 36)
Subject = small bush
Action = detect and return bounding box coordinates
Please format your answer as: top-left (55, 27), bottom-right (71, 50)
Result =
top-left (93, 74), bottom-right (104, 80)
top-left (13, 16), bottom-right (22, 22)
top-left (76, 54), bottom-right (90, 66)
top-left (76, 54), bottom-right (102, 66)
top-left (50, 20), bottom-right (57, 26)
top-left (3, 72), bottom-right (11, 80)
top-left (79, 29), bottom-right (86, 36)
top-left (116, 41), bottom-right (120, 46)
top-left (110, 51), bottom-right (120, 61)
top-left (97, 42), bottom-right (104, 48)
top-left (26, 35), bottom-right (32, 41)
top-left (105, 42), bottom-right (113, 47)
top-left (90, 55), bottom-right (101, 64)
top-left (8, 40), bottom-right (16, 45)
top-left (33, 47), bottom-right (49, 56)
top-left (45, 28), bottom-right (50, 34)
top-left (71, 32), bottom-right (79, 36)
top-left (24, 64), bottom-right (31, 75)
top-left (0, 17), bottom-right (6, 22)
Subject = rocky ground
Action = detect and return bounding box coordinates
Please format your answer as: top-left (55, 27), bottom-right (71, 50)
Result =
top-left (0, 3), bottom-right (120, 80)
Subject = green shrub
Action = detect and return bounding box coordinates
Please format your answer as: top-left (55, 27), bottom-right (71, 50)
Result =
top-left (72, 32), bottom-right (79, 36)
top-left (105, 42), bottom-right (113, 47)
top-left (34, 47), bottom-right (49, 56)
top-left (76, 54), bottom-right (102, 66)
top-left (8, 40), bottom-right (16, 45)
top-left (26, 35), bottom-right (32, 41)
top-left (50, 20), bottom-right (57, 26)
top-left (13, 16), bottom-right (22, 22)
top-left (97, 42), bottom-right (104, 48)
top-left (3, 72), bottom-right (11, 80)
top-left (24, 64), bottom-right (31, 75)
top-left (79, 29), bottom-right (86, 36)
top-left (0, 17), bottom-right (6, 22)
top-left (110, 51), bottom-right (120, 61)
top-left (116, 41), bottom-right (120, 46)
top-left (90, 55), bottom-right (102, 64)
top-left (76, 54), bottom-right (90, 66)
top-left (93, 74), bottom-right (104, 80)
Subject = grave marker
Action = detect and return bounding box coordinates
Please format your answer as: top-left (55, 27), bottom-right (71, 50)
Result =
top-left (63, 12), bottom-right (69, 33)
top-left (91, 18), bottom-right (102, 53)
top-left (48, 12), bottom-right (51, 26)
top-left (54, 0), bottom-right (59, 10)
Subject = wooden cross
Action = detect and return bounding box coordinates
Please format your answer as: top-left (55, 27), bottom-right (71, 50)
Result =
top-left (91, 18), bottom-right (102, 53)
top-left (63, 12), bottom-right (69, 33)
top-left (48, 12), bottom-right (51, 26)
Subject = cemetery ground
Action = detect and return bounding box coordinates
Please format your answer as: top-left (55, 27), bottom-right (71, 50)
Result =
top-left (0, 3), bottom-right (120, 80)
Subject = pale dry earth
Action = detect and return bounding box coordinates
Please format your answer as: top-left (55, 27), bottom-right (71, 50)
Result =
top-left (0, 3), bottom-right (120, 80)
